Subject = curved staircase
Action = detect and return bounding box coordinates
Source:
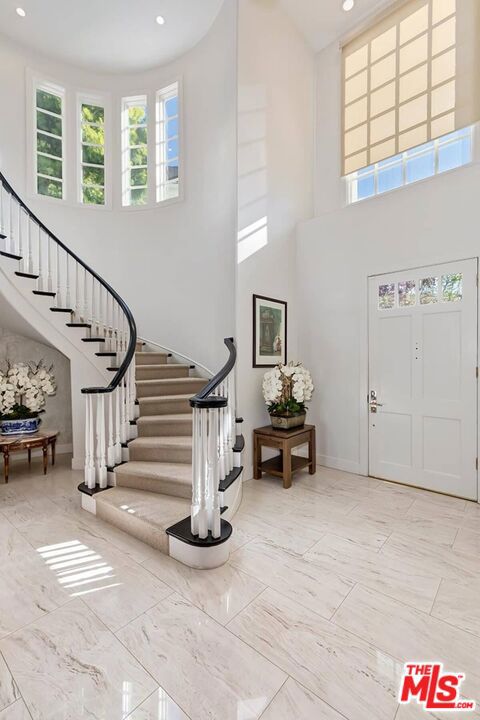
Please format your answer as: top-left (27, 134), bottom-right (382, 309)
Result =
top-left (0, 172), bottom-right (243, 569)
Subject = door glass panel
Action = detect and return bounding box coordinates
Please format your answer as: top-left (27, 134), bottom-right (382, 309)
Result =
top-left (379, 283), bottom-right (395, 309)
top-left (420, 277), bottom-right (438, 305)
top-left (442, 273), bottom-right (463, 302)
top-left (398, 280), bottom-right (416, 307)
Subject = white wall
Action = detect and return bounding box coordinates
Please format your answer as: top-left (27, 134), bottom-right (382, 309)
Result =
top-left (298, 39), bottom-right (480, 475)
top-left (0, 0), bottom-right (237, 373)
top-left (236, 0), bottom-right (315, 476)
top-left (0, 326), bottom-right (72, 449)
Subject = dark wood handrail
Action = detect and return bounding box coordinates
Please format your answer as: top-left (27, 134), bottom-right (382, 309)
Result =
top-left (0, 171), bottom-right (136, 394)
top-left (190, 338), bottom-right (236, 409)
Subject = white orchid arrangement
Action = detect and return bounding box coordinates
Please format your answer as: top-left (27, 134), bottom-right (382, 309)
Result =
top-left (0, 361), bottom-right (56, 419)
top-left (262, 362), bottom-right (314, 416)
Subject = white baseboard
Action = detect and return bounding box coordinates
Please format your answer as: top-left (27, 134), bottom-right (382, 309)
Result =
top-left (317, 454), bottom-right (363, 476)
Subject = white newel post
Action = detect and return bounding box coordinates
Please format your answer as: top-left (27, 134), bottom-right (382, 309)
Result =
top-left (84, 394), bottom-right (96, 488)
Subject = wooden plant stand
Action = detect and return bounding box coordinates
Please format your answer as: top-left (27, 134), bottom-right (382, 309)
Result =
top-left (253, 424), bottom-right (316, 489)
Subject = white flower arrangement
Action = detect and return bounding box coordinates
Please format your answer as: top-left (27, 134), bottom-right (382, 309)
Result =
top-left (262, 362), bottom-right (314, 415)
top-left (0, 361), bottom-right (56, 419)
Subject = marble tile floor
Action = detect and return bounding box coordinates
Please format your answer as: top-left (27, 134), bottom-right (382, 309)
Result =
top-left (0, 455), bottom-right (480, 719)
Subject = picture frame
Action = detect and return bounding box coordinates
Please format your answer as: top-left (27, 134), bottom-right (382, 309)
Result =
top-left (253, 294), bottom-right (287, 368)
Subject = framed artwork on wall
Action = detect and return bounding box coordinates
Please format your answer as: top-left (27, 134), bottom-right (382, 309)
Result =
top-left (253, 294), bottom-right (287, 367)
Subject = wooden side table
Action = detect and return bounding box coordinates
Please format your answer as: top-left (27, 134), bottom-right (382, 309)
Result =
top-left (253, 424), bottom-right (316, 489)
top-left (0, 430), bottom-right (58, 483)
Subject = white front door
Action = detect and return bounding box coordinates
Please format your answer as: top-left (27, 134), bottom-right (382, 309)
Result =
top-left (368, 259), bottom-right (478, 500)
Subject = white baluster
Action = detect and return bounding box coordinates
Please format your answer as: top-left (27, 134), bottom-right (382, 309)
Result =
top-left (56, 244), bottom-right (62, 306)
top-left (129, 356), bottom-right (136, 422)
top-left (191, 407), bottom-right (201, 536)
top-left (228, 371), bottom-right (235, 468)
top-left (82, 267), bottom-right (88, 324)
top-left (198, 409), bottom-right (208, 539)
top-left (96, 394), bottom-right (107, 488)
top-left (120, 374), bottom-right (128, 444)
top-left (74, 262), bottom-right (80, 320)
top-left (47, 236), bottom-right (53, 292)
top-left (18, 209), bottom-right (24, 270)
top-left (125, 364), bottom-right (131, 435)
top-left (8, 194), bottom-right (14, 255)
top-left (65, 253), bottom-right (71, 309)
top-left (27, 219), bottom-right (33, 275)
top-left (107, 392), bottom-right (115, 468)
top-left (37, 226), bottom-right (44, 292)
top-left (218, 383), bottom-right (226, 482)
top-left (114, 385), bottom-right (122, 463)
top-left (84, 394), bottom-right (96, 489)
top-left (209, 407), bottom-right (221, 538)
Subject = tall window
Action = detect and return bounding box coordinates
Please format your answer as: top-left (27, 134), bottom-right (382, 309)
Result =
top-left (342, 0), bottom-right (480, 176)
top-left (80, 100), bottom-right (106, 205)
top-left (156, 83), bottom-right (180, 202)
top-left (121, 95), bottom-right (148, 206)
top-left (35, 83), bottom-right (64, 199)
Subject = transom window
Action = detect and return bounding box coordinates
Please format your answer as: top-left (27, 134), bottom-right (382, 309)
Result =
top-left (35, 84), bottom-right (64, 200)
top-left (121, 96), bottom-right (148, 207)
top-left (378, 273), bottom-right (463, 309)
top-left (348, 125), bottom-right (472, 203)
top-left (156, 83), bottom-right (180, 202)
top-left (80, 100), bottom-right (106, 206)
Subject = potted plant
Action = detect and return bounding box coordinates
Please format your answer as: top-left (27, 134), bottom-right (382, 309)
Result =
top-left (262, 362), bottom-right (314, 430)
top-left (0, 361), bottom-right (56, 435)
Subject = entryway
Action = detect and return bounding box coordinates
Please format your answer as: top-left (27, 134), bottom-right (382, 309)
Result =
top-left (368, 259), bottom-right (478, 501)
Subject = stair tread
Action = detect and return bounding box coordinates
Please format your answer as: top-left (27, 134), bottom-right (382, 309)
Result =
top-left (115, 461), bottom-right (191, 484)
top-left (130, 436), bottom-right (192, 449)
top-left (96, 486), bottom-right (189, 529)
top-left (136, 377), bottom-right (203, 386)
top-left (139, 393), bottom-right (194, 403)
top-left (137, 414), bottom-right (193, 425)
top-left (136, 364), bottom-right (189, 370)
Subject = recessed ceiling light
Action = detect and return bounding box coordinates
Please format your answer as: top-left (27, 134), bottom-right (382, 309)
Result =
top-left (156, 15), bottom-right (165, 25)
top-left (343, 0), bottom-right (355, 10)
top-left (16, 7), bottom-right (26, 17)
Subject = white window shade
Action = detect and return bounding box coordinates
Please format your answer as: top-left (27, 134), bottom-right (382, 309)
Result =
top-left (342, 0), bottom-right (480, 175)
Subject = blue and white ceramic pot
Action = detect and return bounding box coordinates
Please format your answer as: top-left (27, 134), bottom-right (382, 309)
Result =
top-left (0, 417), bottom-right (40, 435)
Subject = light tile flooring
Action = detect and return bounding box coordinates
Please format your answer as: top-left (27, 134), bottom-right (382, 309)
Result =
top-left (0, 456), bottom-right (480, 719)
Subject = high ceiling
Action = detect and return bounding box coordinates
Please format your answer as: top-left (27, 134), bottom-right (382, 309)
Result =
top-left (0, 0), bottom-right (397, 74)
top-left (279, 0), bottom-right (395, 52)
top-left (0, 0), bottom-right (225, 74)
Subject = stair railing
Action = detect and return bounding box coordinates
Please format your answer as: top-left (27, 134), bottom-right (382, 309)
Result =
top-left (0, 173), bottom-right (137, 491)
top-left (190, 338), bottom-right (236, 539)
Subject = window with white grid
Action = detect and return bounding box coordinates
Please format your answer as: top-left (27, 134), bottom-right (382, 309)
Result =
top-left (35, 82), bottom-right (65, 200)
top-left (79, 98), bottom-right (106, 206)
top-left (156, 83), bottom-right (180, 203)
top-left (121, 95), bottom-right (148, 207)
